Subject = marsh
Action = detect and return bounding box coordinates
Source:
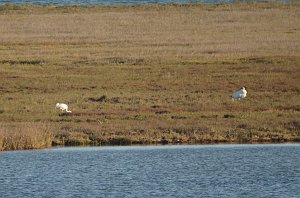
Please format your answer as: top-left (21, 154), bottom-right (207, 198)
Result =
top-left (0, 3), bottom-right (299, 150)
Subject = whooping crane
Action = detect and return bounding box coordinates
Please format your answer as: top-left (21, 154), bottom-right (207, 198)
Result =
top-left (232, 87), bottom-right (247, 100)
top-left (55, 103), bottom-right (72, 113)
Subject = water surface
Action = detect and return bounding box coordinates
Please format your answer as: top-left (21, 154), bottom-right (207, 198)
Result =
top-left (0, 144), bottom-right (299, 198)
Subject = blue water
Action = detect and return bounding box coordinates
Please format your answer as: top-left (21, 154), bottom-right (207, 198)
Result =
top-left (0, 0), bottom-right (290, 6)
top-left (0, 144), bottom-right (299, 198)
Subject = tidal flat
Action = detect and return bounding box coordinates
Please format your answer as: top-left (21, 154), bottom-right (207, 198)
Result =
top-left (0, 3), bottom-right (299, 151)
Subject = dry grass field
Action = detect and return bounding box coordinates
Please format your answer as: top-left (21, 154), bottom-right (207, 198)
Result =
top-left (0, 3), bottom-right (299, 150)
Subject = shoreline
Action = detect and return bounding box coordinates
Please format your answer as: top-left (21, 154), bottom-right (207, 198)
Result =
top-left (1, 128), bottom-right (299, 152)
top-left (2, 141), bottom-right (300, 153)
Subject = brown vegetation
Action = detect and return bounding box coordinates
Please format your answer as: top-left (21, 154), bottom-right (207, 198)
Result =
top-left (0, 123), bottom-right (53, 151)
top-left (0, 3), bottom-right (299, 150)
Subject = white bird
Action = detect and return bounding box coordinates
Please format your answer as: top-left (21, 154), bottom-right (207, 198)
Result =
top-left (232, 87), bottom-right (247, 100)
top-left (55, 103), bottom-right (72, 113)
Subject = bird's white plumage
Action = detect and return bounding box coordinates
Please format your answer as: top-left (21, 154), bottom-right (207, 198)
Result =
top-left (55, 103), bottom-right (72, 113)
top-left (232, 87), bottom-right (247, 100)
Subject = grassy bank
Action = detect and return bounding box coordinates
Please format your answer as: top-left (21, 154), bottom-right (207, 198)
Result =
top-left (0, 3), bottom-right (299, 150)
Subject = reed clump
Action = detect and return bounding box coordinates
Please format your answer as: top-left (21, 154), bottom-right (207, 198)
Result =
top-left (0, 123), bottom-right (53, 151)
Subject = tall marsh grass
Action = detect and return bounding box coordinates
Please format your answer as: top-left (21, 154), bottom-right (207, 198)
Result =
top-left (0, 123), bottom-right (53, 151)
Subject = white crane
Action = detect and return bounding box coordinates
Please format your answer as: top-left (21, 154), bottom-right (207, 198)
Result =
top-left (232, 87), bottom-right (247, 100)
top-left (55, 103), bottom-right (72, 113)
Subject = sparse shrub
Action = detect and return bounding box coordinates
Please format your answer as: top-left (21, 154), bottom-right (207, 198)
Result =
top-left (88, 96), bottom-right (121, 104)
top-left (223, 114), bottom-right (235, 118)
top-left (108, 136), bottom-right (132, 145)
top-left (88, 95), bottom-right (108, 103)
top-left (110, 97), bottom-right (121, 104)
top-left (0, 59), bottom-right (44, 65)
top-left (284, 121), bottom-right (300, 131)
top-left (63, 132), bottom-right (91, 146)
top-left (237, 124), bottom-right (248, 129)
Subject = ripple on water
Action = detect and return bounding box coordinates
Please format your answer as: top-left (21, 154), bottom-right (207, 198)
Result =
top-left (0, 144), bottom-right (299, 198)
